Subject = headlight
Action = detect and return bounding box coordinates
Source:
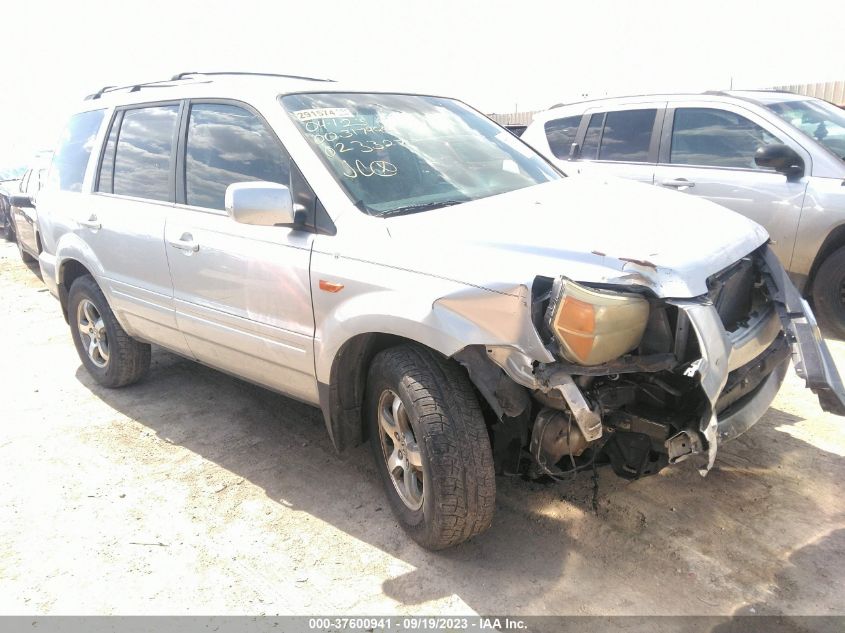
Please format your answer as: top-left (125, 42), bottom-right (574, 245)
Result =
top-left (546, 279), bottom-right (650, 365)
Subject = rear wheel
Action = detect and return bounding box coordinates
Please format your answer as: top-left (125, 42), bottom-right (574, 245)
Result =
top-left (366, 344), bottom-right (495, 550)
top-left (68, 275), bottom-right (151, 387)
top-left (811, 246), bottom-right (845, 340)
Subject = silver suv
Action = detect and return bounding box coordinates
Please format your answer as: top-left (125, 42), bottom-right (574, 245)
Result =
top-left (36, 73), bottom-right (845, 549)
top-left (522, 91), bottom-right (845, 338)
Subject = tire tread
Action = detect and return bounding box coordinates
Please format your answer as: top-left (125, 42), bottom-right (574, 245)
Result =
top-left (69, 275), bottom-right (151, 388)
top-left (369, 344), bottom-right (495, 549)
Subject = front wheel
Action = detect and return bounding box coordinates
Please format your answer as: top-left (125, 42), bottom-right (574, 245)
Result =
top-left (366, 345), bottom-right (495, 550)
top-left (16, 234), bottom-right (35, 263)
top-left (2, 206), bottom-right (14, 242)
top-left (68, 275), bottom-right (151, 387)
top-left (811, 246), bottom-right (845, 340)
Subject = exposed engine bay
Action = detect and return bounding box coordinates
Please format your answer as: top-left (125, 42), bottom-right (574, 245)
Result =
top-left (457, 245), bottom-right (798, 481)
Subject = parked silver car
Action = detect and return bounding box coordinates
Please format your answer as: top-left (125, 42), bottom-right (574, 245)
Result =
top-left (35, 73), bottom-right (845, 549)
top-left (522, 91), bottom-right (845, 337)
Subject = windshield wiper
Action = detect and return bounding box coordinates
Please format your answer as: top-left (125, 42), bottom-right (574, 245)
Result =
top-left (375, 200), bottom-right (467, 218)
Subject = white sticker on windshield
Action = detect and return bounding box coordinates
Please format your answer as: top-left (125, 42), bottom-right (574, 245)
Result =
top-left (294, 108), bottom-right (354, 121)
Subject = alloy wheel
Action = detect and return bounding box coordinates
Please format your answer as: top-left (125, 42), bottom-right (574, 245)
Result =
top-left (377, 389), bottom-right (424, 510)
top-left (77, 299), bottom-right (110, 368)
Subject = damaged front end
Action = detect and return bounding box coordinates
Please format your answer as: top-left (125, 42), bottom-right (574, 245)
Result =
top-left (455, 244), bottom-right (845, 481)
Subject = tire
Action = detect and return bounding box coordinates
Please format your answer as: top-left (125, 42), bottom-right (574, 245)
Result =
top-left (811, 246), bottom-right (845, 340)
top-left (68, 275), bottom-right (151, 387)
top-left (2, 218), bottom-right (13, 242)
top-left (17, 234), bottom-right (35, 263)
top-left (366, 344), bottom-right (495, 550)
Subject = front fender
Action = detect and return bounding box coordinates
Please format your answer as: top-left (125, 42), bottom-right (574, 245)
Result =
top-left (313, 271), bottom-right (552, 384)
top-left (309, 248), bottom-right (554, 452)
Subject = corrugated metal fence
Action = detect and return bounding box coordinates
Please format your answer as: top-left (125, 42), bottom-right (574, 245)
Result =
top-left (773, 80), bottom-right (845, 106)
top-left (487, 111), bottom-right (539, 126)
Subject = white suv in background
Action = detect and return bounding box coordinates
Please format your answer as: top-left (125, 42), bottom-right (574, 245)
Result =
top-left (523, 91), bottom-right (845, 337)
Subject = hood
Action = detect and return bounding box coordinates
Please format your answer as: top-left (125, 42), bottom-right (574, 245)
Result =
top-left (383, 176), bottom-right (769, 298)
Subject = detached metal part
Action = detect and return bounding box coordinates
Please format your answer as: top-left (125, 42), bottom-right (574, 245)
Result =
top-left (538, 371), bottom-right (603, 442)
top-left (453, 346), bottom-right (531, 419)
top-left (666, 245), bottom-right (845, 475)
top-left (760, 247), bottom-right (845, 415)
top-left (666, 430), bottom-right (705, 464)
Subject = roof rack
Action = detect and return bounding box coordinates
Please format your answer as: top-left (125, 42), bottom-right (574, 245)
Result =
top-left (170, 71), bottom-right (334, 82)
top-left (84, 77), bottom-right (196, 100)
top-left (85, 70), bottom-right (335, 100)
top-left (704, 88), bottom-right (795, 96)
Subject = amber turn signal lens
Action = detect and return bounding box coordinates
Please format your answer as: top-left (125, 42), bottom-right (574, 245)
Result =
top-left (319, 280), bottom-right (345, 293)
top-left (549, 280), bottom-right (649, 365)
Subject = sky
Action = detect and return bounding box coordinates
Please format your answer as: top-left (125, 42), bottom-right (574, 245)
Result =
top-left (1, 0), bottom-right (843, 169)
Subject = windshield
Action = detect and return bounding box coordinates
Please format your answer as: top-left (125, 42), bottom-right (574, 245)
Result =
top-left (281, 93), bottom-right (560, 216)
top-left (765, 98), bottom-right (845, 161)
top-left (0, 165), bottom-right (26, 182)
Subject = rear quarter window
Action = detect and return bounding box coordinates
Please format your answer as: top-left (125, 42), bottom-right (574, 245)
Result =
top-left (544, 115), bottom-right (583, 159)
top-left (49, 110), bottom-right (105, 192)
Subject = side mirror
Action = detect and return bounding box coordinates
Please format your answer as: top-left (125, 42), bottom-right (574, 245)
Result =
top-left (10, 194), bottom-right (34, 209)
top-left (224, 181), bottom-right (297, 227)
top-left (569, 142), bottom-right (581, 160)
top-left (754, 144), bottom-right (805, 180)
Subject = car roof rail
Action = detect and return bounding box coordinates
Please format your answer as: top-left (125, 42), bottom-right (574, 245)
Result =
top-left (84, 76), bottom-right (199, 100)
top-left (85, 71), bottom-right (335, 101)
top-left (85, 85), bottom-right (118, 100)
top-left (170, 70), bottom-right (335, 82)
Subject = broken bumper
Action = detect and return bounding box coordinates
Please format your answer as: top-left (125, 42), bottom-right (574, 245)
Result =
top-left (761, 247), bottom-right (845, 416)
top-left (674, 246), bottom-right (845, 473)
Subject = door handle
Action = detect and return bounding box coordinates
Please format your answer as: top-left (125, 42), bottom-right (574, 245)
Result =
top-left (78, 215), bottom-right (101, 229)
top-left (168, 233), bottom-right (199, 252)
top-left (661, 178), bottom-right (695, 189)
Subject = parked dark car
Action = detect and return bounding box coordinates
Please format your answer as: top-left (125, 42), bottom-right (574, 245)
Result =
top-left (1, 175), bottom-right (24, 241)
top-left (9, 154), bottom-right (51, 262)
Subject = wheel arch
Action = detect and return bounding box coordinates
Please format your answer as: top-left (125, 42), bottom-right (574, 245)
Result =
top-left (53, 233), bottom-right (107, 322)
top-left (57, 258), bottom-right (95, 323)
top-left (319, 332), bottom-right (436, 453)
top-left (314, 281), bottom-right (551, 453)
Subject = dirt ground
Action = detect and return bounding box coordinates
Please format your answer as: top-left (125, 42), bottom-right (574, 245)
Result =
top-left (1, 238), bottom-right (844, 617)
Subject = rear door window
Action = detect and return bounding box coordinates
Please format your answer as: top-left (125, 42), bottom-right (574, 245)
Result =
top-left (670, 107), bottom-right (784, 169)
top-left (579, 109), bottom-right (657, 162)
top-left (112, 105), bottom-right (179, 201)
top-left (49, 110), bottom-right (105, 192)
top-left (184, 103), bottom-right (290, 210)
top-left (598, 109), bottom-right (656, 162)
top-left (544, 115), bottom-right (583, 159)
